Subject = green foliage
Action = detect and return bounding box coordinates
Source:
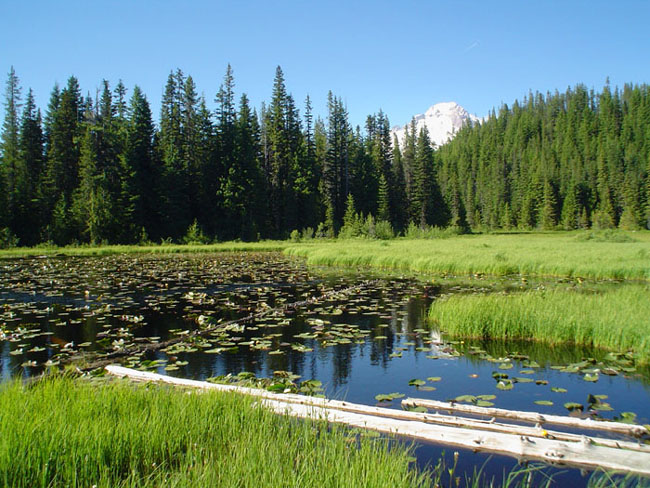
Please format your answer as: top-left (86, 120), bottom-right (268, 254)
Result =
top-left (429, 284), bottom-right (650, 362)
top-left (437, 83), bottom-right (649, 233)
top-left (373, 219), bottom-right (394, 240)
top-left (183, 219), bottom-right (209, 245)
top-left (2, 68), bottom-right (649, 246)
top-left (0, 377), bottom-right (429, 488)
top-left (0, 227), bottom-right (19, 248)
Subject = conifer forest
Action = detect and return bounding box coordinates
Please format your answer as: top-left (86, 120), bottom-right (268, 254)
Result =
top-left (1, 65), bottom-right (649, 247)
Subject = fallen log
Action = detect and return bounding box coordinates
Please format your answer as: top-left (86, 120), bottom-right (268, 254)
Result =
top-left (401, 397), bottom-right (647, 437)
top-left (105, 366), bottom-right (650, 476)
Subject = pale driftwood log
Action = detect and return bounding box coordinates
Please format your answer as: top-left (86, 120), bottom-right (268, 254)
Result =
top-left (401, 398), bottom-right (648, 437)
top-left (262, 399), bottom-right (650, 476)
top-left (105, 366), bottom-right (650, 475)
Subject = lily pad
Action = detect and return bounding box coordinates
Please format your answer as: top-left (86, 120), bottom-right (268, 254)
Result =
top-left (408, 379), bottom-right (426, 387)
top-left (535, 400), bottom-right (554, 406)
top-left (454, 394), bottom-right (477, 403)
top-left (374, 392), bottom-right (405, 402)
top-left (496, 380), bottom-right (514, 391)
top-left (564, 402), bottom-right (583, 412)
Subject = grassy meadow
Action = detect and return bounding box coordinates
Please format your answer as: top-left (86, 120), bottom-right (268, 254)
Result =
top-left (285, 231), bottom-right (650, 280)
top-left (0, 376), bottom-right (429, 488)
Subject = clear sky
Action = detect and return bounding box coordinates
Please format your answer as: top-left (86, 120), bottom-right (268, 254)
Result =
top-left (1, 0), bottom-right (649, 129)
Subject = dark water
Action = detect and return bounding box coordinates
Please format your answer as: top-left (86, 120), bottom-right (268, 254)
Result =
top-left (1, 252), bottom-right (648, 486)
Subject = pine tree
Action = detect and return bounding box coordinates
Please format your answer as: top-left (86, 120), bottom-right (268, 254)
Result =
top-left (291, 95), bottom-right (320, 232)
top-left (323, 91), bottom-right (350, 231)
top-left (392, 134), bottom-right (408, 231)
top-left (265, 66), bottom-right (295, 237)
top-left (14, 89), bottom-right (44, 245)
top-left (539, 179), bottom-right (558, 230)
top-left (159, 69), bottom-right (189, 239)
top-left (414, 127), bottom-right (448, 227)
top-left (121, 86), bottom-right (157, 241)
top-left (560, 184), bottom-right (579, 230)
top-left (43, 76), bottom-right (82, 242)
top-left (377, 174), bottom-right (390, 222)
top-left (0, 67), bottom-right (21, 230)
top-left (73, 125), bottom-right (113, 243)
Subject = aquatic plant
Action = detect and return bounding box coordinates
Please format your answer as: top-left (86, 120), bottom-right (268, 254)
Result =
top-left (428, 285), bottom-right (650, 361)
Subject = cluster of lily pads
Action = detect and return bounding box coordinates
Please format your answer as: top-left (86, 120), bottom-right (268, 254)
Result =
top-left (0, 254), bottom-right (648, 431)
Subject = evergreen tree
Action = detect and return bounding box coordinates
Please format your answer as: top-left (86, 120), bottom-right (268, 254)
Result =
top-left (42, 76), bottom-right (82, 242)
top-left (376, 173), bottom-right (390, 222)
top-left (323, 91), bottom-right (350, 231)
top-left (14, 89), bottom-right (44, 245)
top-left (265, 66), bottom-right (295, 237)
top-left (0, 67), bottom-right (21, 230)
top-left (414, 127), bottom-right (448, 227)
top-left (539, 179), bottom-right (558, 230)
top-left (159, 69), bottom-right (189, 239)
top-left (121, 86), bottom-right (157, 241)
top-left (560, 183), bottom-right (579, 230)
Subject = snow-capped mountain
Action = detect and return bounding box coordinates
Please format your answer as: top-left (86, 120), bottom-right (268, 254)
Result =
top-left (392, 102), bottom-right (480, 149)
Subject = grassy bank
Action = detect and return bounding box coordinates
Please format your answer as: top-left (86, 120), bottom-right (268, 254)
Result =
top-left (0, 240), bottom-right (288, 259)
top-left (0, 376), bottom-right (428, 488)
top-left (428, 284), bottom-right (650, 361)
top-left (285, 231), bottom-right (650, 280)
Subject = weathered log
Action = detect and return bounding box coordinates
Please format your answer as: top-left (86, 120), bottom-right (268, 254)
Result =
top-left (105, 366), bottom-right (650, 475)
top-left (402, 397), bottom-right (647, 437)
top-left (262, 399), bottom-right (650, 476)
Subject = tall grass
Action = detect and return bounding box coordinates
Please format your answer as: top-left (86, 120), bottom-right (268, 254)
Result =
top-left (285, 232), bottom-right (650, 280)
top-left (428, 285), bottom-right (650, 361)
top-left (0, 376), bottom-right (429, 488)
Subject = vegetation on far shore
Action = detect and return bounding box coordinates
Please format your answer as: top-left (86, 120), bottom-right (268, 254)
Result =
top-left (286, 231), bottom-right (650, 281)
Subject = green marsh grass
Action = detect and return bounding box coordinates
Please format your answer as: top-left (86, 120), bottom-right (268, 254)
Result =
top-left (428, 284), bottom-right (650, 361)
top-left (0, 240), bottom-right (288, 259)
top-left (285, 232), bottom-right (650, 280)
top-left (0, 376), bottom-right (428, 488)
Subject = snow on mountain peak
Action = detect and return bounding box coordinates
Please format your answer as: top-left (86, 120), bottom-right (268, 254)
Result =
top-left (392, 102), bottom-right (479, 149)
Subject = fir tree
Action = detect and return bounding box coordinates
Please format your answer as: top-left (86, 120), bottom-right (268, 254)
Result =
top-left (15, 89), bottom-right (44, 245)
top-left (0, 67), bottom-right (21, 229)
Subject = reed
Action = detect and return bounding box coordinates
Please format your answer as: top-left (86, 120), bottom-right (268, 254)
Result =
top-left (428, 284), bottom-right (650, 361)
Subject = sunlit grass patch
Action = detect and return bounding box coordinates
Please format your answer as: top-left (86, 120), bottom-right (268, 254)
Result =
top-left (428, 284), bottom-right (650, 361)
top-left (0, 376), bottom-right (428, 488)
top-left (285, 231), bottom-right (650, 280)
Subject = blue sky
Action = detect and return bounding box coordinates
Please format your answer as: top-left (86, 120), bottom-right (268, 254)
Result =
top-left (1, 0), bottom-right (649, 128)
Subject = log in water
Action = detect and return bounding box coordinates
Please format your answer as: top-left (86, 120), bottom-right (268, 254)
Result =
top-left (106, 365), bottom-right (650, 476)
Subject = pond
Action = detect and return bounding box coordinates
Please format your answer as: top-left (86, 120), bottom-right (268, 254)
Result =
top-left (1, 252), bottom-right (649, 486)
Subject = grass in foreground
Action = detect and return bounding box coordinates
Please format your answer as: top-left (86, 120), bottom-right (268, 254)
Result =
top-left (1, 376), bottom-right (645, 488)
top-left (0, 376), bottom-right (428, 488)
top-left (428, 284), bottom-right (650, 361)
top-left (285, 231), bottom-right (650, 280)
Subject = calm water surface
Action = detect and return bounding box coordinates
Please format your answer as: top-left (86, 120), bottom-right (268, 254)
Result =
top-left (1, 252), bottom-right (648, 486)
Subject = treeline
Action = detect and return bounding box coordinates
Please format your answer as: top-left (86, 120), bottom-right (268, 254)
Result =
top-left (0, 65), bottom-right (449, 246)
top-left (437, 82), bottom-right (650, 231)
top-left (0, 67), bottom-right (649, 248)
